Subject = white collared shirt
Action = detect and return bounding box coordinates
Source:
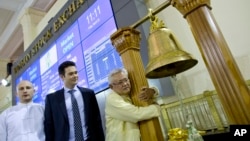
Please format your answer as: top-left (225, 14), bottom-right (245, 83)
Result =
top-left (64, 86), bottom-right (87, 141)
top-left (0, 102), bottom-right (45, 141)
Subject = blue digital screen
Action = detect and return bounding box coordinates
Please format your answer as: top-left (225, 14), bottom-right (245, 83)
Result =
top-left (58, 44), bottom-right (85, 71)
top-left (78, 68), bottom-right (89, 88)
top-left (15, 0), bottom-right (123, 104)
top-left (26, 61), bottom-right (40, 82)
top-left (32, 78), bottom-right (42, 104)
top-left (15, 72), bottom-right (27, 85)
top-left (78, 0), bottom-right (114, 41)
top-left (39, 44), bottom-right (58, 75)
top-left (56, 22), bottom-right (81, 59)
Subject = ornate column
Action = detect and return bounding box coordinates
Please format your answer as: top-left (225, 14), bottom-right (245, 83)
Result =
top-left (172, 0), bottom-right (250, 124)
top-left (19, 7), bottom-right (46, 50)
top-left (111, 27), bottom-right (164, 141)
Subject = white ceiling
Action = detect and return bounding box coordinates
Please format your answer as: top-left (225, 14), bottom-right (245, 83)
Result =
top-left (0, 0), bottom-right (56, 80)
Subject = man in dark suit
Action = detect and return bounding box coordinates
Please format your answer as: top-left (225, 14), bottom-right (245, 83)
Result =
top-left (44, 61), bottom-right (104, 141)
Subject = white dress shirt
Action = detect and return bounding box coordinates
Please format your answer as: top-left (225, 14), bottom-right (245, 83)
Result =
top-left (0, 102), bottom-right (45, 141)
top-left (64, 86), bottom-right (87, 141)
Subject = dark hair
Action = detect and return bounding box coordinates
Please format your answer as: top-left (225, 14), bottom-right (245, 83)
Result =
top-left (58, 61), bottom-right (76, 76)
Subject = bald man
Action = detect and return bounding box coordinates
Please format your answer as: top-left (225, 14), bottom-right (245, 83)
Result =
top-left (0, 80), bottom-right (45, 141)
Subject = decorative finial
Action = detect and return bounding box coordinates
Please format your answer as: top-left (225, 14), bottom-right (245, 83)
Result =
top-left (148, 8), bottom-right (165, 32)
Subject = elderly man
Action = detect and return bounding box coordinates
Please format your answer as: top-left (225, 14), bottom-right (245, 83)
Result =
top-left (105, 68), bottom-right (161, 141)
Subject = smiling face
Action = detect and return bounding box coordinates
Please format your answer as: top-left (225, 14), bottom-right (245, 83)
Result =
top-left (16, 80), bottom-right (35, 104)
top-left (109, 71), bottom-right (131, 96)
top-left (60, 66), bottom-right (78, 89)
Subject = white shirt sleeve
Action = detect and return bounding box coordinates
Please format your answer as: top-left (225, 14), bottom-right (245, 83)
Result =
top-left (0, 110), bottom-right (7, 141)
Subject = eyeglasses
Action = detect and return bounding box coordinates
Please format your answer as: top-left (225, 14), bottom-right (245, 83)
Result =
top-left (112, 78), bottom-right (129, 86)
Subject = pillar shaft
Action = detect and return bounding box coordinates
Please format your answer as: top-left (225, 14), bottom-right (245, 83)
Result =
top-left (19, 7), bottom-right (45, 49)
top-left (111, 27), bottom-right (164, 141)
top-left (172, 0), bottom-right (250, 124)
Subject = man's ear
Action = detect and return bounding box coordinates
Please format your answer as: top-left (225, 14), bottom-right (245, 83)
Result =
top-left (59, 74), bottom-right (64, 79)
top-left (109, 84), bottom-right (113, 89)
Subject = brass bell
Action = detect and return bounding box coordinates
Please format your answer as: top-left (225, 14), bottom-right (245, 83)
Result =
top-left (145, 14), bottom-right (198, 78)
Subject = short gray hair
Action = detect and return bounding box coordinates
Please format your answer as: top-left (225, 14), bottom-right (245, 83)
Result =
top-left (108, 68), bottom-right (128, 84)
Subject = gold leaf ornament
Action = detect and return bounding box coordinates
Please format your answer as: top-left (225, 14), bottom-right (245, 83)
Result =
top-left (168, 128), bottom-right (188, 141)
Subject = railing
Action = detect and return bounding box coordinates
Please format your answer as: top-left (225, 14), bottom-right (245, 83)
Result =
top-left (160, 90), bottom-right (229, 134)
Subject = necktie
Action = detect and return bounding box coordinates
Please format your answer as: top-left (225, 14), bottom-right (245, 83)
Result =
top-left (69, 90), bottom-right (84, 141)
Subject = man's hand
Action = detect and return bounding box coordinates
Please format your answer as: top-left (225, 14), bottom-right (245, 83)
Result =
top-left (138, 87), bottom-right (156, 104)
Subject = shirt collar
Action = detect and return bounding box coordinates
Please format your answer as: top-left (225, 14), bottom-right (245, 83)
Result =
top-left (18, 101), bottom-right (33, 106)
top-left (64, 85), bottom-right (78, 92)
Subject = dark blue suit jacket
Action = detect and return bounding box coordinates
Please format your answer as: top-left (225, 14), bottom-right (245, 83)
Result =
top-left (44, 86), bottom-right (105, 141)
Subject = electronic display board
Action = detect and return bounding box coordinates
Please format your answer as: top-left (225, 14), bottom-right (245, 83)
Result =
top-left (58, 44), bottom-right (85, 73)
top-left (32, 78), bottom-right (42, 103)
top-left (15, 0), bottom-right (123, 104)
top-left (56, 22), bottom-right (81, 60)
top-left (39, 44), bottom-right (58, 75)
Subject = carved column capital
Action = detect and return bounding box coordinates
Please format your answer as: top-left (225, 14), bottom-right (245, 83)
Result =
top-left (171, 0), bottom-right (211, 17)
top-left (110, 27), bottom-right (141, 55)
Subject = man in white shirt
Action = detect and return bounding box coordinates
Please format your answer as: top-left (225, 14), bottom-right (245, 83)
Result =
top-left (0, 80), bottom-right (45, 141)
top-left (105, 68), bottom-right (161, 141)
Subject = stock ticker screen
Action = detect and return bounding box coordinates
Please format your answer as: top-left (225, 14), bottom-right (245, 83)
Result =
top-left (15, 0), bottom-right (123, 104)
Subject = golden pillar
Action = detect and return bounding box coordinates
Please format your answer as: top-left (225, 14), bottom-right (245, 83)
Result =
top-left (172, 0), bottom-right (250, 124)
top-left (110, 27), bottom-right (164, 141)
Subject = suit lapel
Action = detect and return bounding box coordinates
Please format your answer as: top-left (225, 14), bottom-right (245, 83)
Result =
top-left (57, 89), bottom-right (68, 120)
top-left (78, 86), bottom-right (89, 122)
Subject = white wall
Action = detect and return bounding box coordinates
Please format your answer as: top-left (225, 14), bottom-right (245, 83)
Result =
top-left (36, 0), bottom-right (67, 34)
top-left (0, 85), bottom-right (12, 113)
